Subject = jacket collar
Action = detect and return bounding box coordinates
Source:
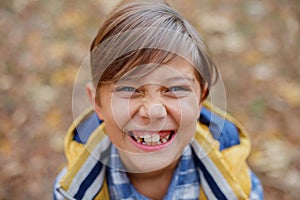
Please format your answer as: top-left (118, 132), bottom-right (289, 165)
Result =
top-left (56, 104), bottom-right (251, 199)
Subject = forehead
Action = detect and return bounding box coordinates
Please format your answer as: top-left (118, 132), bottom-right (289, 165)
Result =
top-left (117, 57), bottom-right (197, 84)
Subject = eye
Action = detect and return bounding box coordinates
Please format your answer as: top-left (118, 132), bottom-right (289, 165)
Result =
top-left (114, 86), bottom-right (142, 98)
top-left (115, 86), bottom-right (136, 92)
top-left (164, 85), bottom-right (191, 98)
top-left (168, 86), bottom-right (189, 92)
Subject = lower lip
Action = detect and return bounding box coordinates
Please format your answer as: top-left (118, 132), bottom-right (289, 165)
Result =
top-left (128, 132), bottom-right (176, 152)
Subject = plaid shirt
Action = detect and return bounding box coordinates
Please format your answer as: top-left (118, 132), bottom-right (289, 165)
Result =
top-left (107, 145), bottom-right (200, 200)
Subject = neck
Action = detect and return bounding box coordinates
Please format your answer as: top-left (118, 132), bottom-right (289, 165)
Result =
top-left (128, 159), bottom-right (179, 200)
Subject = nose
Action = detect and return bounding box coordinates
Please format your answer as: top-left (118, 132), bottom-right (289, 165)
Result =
top-left (139, 102), bottom-right (167, 121)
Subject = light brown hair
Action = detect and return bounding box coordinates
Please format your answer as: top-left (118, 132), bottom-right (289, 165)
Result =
top-left (90, 1), bottom-right (218, 100)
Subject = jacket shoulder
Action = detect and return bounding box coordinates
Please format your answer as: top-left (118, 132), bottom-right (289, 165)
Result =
top-left (199, 103), bottom-right (244, 151)
top-left (197, 102), bottom-right (253, 198)
top-left (64, 107), bottom-right (101, 166)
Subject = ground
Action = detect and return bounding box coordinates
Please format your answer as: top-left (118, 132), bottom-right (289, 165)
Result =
top-left (0, 0), bottom-right (299, 199)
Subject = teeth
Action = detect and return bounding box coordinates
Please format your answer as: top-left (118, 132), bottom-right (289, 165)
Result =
top-left (161, 138), bottom-right (167, 143)
top-left (143, 134), bottom-right (152, 143)
top-left (142, 134), bottom-right (160, 143)
top-left (152, 134), bottom-right (160, 142)
top-left (131, 132), bottom-right (174, 146)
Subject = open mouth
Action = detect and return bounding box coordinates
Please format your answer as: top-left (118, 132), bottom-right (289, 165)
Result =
top-left (129, 130), bottom-right (176, 146)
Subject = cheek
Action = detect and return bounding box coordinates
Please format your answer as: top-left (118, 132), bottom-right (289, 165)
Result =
top-left (110, 97), bottom-right (133, 129)
top-left (174, 99), bottom-right (200, 142)
top-left (175, 98), bottom-right (201, 124)
top-left (176, 103), bottom-right (199, 142)
top-left (179, 110), bottom-right (198, 134)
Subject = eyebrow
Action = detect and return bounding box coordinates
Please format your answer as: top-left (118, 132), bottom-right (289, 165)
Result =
top-left (116, 75), bottom-right (195, 85)
top-left (164, 76), bottom-right (195, 83)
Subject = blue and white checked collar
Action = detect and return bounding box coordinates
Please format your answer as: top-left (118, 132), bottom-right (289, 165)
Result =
top-left (107, 145), bottom-right (200, 200)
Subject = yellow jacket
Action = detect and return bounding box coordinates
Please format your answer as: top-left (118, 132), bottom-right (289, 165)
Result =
top-left (53, 104), bottom-right (263, 200)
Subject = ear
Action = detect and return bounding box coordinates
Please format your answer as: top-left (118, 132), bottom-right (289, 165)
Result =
top-left (86, 82), bottom-right (105, 120)
top-left (197, 83), bottom-right (208, 119)
top-left (200, 83), bottom-right (209, 105)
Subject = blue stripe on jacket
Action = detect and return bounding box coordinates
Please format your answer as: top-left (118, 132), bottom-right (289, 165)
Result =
top-left (73, 143), bottom-right (111, 199)
top-left (199, 107), bottom-right (240, 150)
top-left (192, 148), bottom-right (228, 200)
top-left (73, 161), bottom-right (103, 199)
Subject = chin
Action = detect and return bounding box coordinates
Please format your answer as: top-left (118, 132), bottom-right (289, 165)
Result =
top-left (119, 147), bottom-right (181, 173)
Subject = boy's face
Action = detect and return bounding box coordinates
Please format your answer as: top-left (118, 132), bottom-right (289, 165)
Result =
top-left (95, 57), bottom-right (202, 172)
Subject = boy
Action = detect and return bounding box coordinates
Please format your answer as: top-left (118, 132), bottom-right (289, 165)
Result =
top-left (54, 1), bottom-right (263, 199)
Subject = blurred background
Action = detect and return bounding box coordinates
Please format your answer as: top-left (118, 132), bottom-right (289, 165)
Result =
top-left (0, 0), bottom-right (299, 199)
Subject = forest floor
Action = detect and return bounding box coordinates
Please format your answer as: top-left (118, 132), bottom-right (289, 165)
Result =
top-left (0, 0), bottom-right (299, 199)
